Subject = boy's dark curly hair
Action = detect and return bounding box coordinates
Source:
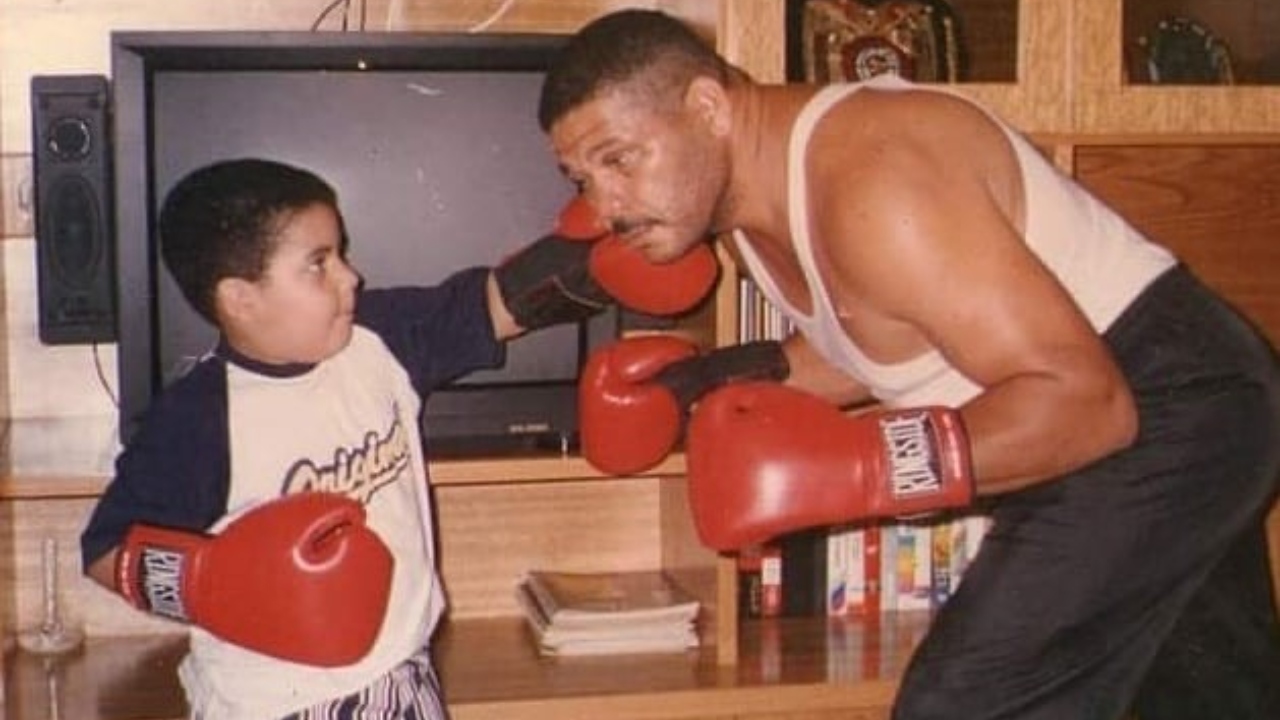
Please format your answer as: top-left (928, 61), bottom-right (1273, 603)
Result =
top-left (158, 158), bottom-right (339, 325)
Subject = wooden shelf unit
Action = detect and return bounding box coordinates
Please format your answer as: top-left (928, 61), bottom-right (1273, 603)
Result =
top-left (4, 2), bottom-right (1280, 719)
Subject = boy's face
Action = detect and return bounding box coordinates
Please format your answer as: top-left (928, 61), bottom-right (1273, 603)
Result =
top-left (224, 203), bottom-right (361, 365)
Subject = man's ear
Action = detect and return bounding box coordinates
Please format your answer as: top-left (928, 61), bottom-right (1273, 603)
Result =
top-left (216, 277), bottom-right (259, 325)
top-left (684, 76), bottom-right (731, 136)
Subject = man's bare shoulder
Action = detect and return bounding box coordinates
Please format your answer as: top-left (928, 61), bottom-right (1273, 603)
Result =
top-left (803, 85), bottom-right (1017, 206)
top-left (817, 86), bottom-right (1003, 154)
top-left (798, 85), bottom-right (1025, 282)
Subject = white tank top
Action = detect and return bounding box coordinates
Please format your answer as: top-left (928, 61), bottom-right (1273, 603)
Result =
top-left (734, 76), bottom-right (1174, 408)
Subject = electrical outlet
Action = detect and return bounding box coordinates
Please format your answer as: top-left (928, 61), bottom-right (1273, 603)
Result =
top-left (1, 154), bottom-right (34, 239)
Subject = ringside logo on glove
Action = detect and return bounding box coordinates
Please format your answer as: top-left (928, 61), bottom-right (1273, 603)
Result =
top-left (136, 546), bottom-right (189, 621)
top-left (879, 408), bottom-right (970, 506)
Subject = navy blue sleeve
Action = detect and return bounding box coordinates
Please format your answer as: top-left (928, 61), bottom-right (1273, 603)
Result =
top-left (355, 266), bottom-right (506, 396)
top-left (80, 359), bottom-right (232, 570)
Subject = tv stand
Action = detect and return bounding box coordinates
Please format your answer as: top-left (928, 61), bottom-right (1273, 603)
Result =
top-left (425, 431), bottom-right (578, 461)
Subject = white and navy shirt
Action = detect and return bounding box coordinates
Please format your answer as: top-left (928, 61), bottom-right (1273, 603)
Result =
top-left (81, 267), bottom-right (504, 720)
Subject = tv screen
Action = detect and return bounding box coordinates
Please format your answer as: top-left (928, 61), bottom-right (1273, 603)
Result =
top-left (111, 31), bottom-right (620, 455)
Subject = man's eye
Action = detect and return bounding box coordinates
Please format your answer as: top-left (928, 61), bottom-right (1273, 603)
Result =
top-left (605, 151), bottom-right (631, 170)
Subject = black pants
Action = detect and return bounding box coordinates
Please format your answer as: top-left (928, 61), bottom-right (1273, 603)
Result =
top-left (893, 266), bottom-right (1280, 720)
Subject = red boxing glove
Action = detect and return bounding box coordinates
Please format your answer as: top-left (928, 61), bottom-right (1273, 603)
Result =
top-left (687, 382), bottom-right (974, 551)
top-left (579, 335), bottom-right (699, 475)
top-left (552, 193), bottom-right (605, 239)
top-left (498, 197), bottom-right (717, 328)
top-left (557, 197), bottom-right (720, 316)
top-left (115, 493), bottom-right (394, 667)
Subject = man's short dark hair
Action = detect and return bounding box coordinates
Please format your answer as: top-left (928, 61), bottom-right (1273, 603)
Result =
top-left (538, 9), bottom-right (732, 132)
top-left (158, 158), bottom-right (340, 325)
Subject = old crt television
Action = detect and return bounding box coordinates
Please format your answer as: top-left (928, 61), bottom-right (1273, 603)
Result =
top-left (111, 31), bottom-right (622, 455)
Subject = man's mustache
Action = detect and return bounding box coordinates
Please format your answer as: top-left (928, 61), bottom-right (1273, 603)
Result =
top-left (609, 218), bottom-right (649, 236)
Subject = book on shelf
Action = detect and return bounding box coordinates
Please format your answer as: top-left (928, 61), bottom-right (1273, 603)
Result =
top-left (781, 527), bottom-right (828, 616)
top-left (827, 523), bottom-right (882, 617)
top-left (737, 542), bottom-right (783, 619)
top-left (515, 569), bottom-right (700, 656)
top-left (738, 514), bottom-right (993, 620)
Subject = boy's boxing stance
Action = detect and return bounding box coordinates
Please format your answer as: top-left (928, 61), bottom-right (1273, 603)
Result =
top-left (81, 158), bottom-right (713, 719)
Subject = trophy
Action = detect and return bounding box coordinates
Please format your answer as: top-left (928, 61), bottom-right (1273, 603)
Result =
top-left (1136, 16), bottom-right (1234, 85)
top-left (799, 0), bottom-right (962, 83)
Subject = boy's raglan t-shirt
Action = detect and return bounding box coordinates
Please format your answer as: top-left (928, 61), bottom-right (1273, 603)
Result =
top-left (81, 267), bottom-right (504, 719)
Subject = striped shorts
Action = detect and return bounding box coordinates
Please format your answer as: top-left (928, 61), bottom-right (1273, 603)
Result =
top-left (280, 648), bottom-right (448, 720)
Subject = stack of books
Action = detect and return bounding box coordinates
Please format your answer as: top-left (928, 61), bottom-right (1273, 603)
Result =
top-left (515, 569), bottom-right (701, 656)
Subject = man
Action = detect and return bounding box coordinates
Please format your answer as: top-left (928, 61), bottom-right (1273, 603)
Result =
top-left (544, 9), bottom-right (1280, 720)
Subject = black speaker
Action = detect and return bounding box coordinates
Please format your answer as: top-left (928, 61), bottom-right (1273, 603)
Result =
top-left (31, 74), bottom-right (116, 345)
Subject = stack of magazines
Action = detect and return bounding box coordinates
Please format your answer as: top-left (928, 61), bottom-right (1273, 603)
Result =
top-left (515, 569), bottom-right (701, 657)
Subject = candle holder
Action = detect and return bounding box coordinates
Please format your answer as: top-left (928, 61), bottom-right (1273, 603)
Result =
top-left (17, 537), bottom-right (84, 656)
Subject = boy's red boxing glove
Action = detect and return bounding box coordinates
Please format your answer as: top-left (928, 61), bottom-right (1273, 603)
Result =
top-left (495, 197), bottom-right (719, 328)
top-left (573, 208), bottom-right (720, 317)
top-left (687, 382), bottom-right (975, 552)
top-left (115, 492), bottom-right (394, 667)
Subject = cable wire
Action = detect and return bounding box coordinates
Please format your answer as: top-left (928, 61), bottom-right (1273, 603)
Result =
top-left (92, 342), bottom-right (119, 409)
top-left (469, 0), bottom-right (518, 33)
top-left (310, 0), bottom-right (350, 31)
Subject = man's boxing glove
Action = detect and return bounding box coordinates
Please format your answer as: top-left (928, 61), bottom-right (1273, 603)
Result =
top-left (580, 335), bottom-right (790, 475)
top-left (494, 196), bottom-right (719, 328)
top-left (687, 382), bottom-right (974, 552)
top-left (115, 492), bottom-right (394, 667)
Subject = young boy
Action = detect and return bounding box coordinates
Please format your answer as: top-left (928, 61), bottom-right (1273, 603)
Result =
top-left (79, 157), bottom-right (705, 719)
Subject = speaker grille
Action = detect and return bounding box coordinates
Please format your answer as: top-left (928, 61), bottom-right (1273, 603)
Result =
top-left (45, 176), bottom-right (103, 287)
